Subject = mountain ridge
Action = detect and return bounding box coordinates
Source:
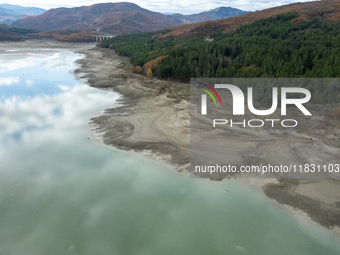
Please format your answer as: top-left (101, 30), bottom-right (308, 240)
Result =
top-left (0, 4), bottom-right (46, 15)
top-left (169, 6), bottom-right (250, 24)
top-left (0, 4), bottom-right (46, 25)
top-left (12, 2), bottom-right (249, 35)
top-left (201, 6), bottom-right (250, 20)
top-left (154, 0), bottom-right (340, 39)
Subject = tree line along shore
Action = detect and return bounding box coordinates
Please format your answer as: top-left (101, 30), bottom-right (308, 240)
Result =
top-left (98, 13), bottom-right (340, 116)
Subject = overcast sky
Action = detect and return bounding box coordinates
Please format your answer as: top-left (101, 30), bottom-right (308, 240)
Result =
top-left (2, 0), bottom-right (313, 14)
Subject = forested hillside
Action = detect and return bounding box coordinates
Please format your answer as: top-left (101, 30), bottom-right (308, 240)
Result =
top-left (0, 24), bottom-right (38, 41)
top-left (154, 0), bottom-right (340, 40)
top-left (99, 13), bottom-right (340, 81)
top-left (98, 12), bottom-right (340, 103)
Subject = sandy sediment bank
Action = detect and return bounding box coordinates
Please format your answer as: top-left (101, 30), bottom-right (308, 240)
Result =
top-left (0, 39), bottom-right (94, 50)
top-left (75, 47), bottom-right (191, 172)
top-left (75, 46), bottom-right (340, 235)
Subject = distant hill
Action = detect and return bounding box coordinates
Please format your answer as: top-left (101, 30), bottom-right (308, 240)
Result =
top-left (0, 23), bottom-right (37, 34)
top-left (12, 2), bottom-right (183, 34)
top-left (0, 4), bottom-right (46, 15)
top-left (202, 7), bottom-right (250, 20)
top-left (0, 4), bottom-right (46, 25)
top-left (98, 0), bottom-right (340, 83)
top-left (171, 7), bottom-right (250, 24)
top-left (12, 2), bottom-right (249, 35)
top-left (155, 0), bottom-right (340, 39)
top-left (0, 23), bottom-right (39, 41)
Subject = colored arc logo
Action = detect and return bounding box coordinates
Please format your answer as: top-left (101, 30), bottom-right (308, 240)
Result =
top-left (197, 82), bottom-right (222, 106)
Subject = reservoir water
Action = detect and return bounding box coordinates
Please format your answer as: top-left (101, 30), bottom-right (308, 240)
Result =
top-left (0, 43), bottom-right (340, 255)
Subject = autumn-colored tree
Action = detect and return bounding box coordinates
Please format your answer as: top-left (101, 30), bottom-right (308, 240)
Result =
top-left (333, 105), bottom-right (340, 119)
top-left (146, 69), bottom-right (153, 78)
top-left (142, 55), bottom-right (167, 74)
top-left (55, 32), bottom-right (95, 42)
top-left (131, 66), bottom-right (143, 74)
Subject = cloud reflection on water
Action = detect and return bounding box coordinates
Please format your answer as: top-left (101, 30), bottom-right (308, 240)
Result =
top-left (0, 76), bottom-right (20, 86)
top-left (0, 50), bottom-right (86, 98)
top-left (0, 84), bottom-right (117, 145)
top-left (0, 52), bottom-right (80, 73)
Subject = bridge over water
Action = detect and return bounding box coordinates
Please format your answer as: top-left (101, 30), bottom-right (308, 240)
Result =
top-left (94, 35), bottom-right (115, 42)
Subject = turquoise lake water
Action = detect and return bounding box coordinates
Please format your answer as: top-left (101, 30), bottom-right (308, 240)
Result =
top-left (0, 45), bottom-right (340, 255)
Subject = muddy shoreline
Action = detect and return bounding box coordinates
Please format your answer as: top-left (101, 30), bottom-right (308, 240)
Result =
top-left (75, 46), bottom-right (340, 234)
top-left (75, 47), bottom-right (191, 172)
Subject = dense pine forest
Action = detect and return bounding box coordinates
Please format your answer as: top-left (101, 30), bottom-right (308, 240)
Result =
top-left (98, 13), bottom-right (340, 106)
top-left (0, 24), bottom-right (38, 41)
top-left (99, 13), bottom-right (340, 80)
